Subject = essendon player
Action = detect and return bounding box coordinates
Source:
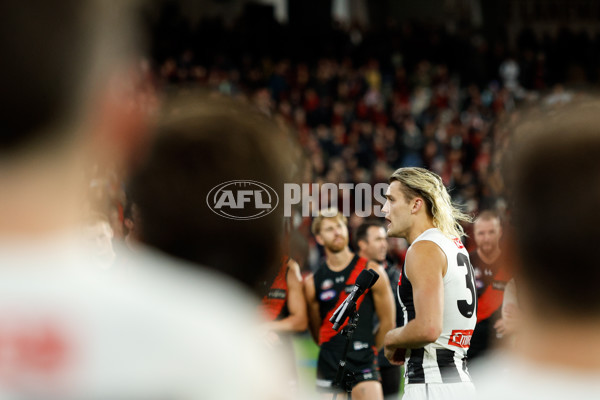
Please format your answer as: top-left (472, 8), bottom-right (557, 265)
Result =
top-left (355, 221), bottom-right (403, 400)
top-left (304, 209), bottom-right (395, 400)
top-left (468, 211), bottom-right (511, 364)
top-left (261, 257), bottom-right (307, 386)
top-left (262, 258), bottom-right (308, 331)
top-left (382, 168), bottom-right (476, 400)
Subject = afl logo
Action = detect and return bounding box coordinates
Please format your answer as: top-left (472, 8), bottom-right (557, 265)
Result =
top-left (207, 180), bottom-right (279, 220)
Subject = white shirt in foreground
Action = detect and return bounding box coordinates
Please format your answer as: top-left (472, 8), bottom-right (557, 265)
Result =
top-left (0, 236), bottom-right (292, 400)
top-left (475, 352), bottom-right (600, 400)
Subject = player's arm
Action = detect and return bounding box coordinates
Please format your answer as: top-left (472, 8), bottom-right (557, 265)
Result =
top-left (304, 273), bottom-right (321, 344)
top-left (264, 259), bottom-right (308, 333)
top-left (384, 241), bottom-right (445, 361)
top-left (368, 261), bottom-right (396, 349)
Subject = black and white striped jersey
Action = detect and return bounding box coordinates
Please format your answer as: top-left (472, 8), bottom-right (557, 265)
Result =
top-left (398, 228), bottom-right (477, 384)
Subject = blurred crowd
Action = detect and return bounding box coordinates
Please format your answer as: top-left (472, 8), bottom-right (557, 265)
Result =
top-left (89, 15), bottom-right (591, 273)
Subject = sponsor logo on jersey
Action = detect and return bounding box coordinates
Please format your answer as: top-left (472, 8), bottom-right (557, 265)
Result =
top-left (321, 279), bottom-right (334, 290)
top-left (353, 341), bottom-right (369, 351)
top-left (453, 238), bottom-right (465, 249)
top-left (335, 276), bottom-right (345, 284)
top-left (206, 180), bottom-right (279, 220)
top-left (362, 372), bottom-right (373, 380)
top-left (448, 329), bottom-right (473, 348)
top-left (320, 289), bottom-right (337, 301)
top-left (344, 285), bottom-right (354, 293)
top-left (267, 288), bottom-right (286, 299)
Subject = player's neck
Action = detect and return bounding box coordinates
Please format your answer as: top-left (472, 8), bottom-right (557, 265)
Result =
top-left (0, 160), bottom-right (87, 238)
top-left (517, 316), bottom-right (600, 371)
top-left (325, 248), bottom-right (354, 271)
top-left (476, 247), bottom-right (501, 264)
top-left (406, 218), bottom-right (435, 245)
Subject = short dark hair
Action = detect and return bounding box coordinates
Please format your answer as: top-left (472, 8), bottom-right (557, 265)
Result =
top-left (507, 100), bottom-right (600, 316)
top-left (0, 0), bottom-right (136, 154)
top-left (355, 220), bottom-right (384, 248)
top-left (128, 92), bottom-right (298, 295)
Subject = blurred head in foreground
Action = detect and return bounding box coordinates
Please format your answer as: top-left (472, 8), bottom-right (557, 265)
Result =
top-left (506, 102), bottom-right (600, 322)
top-left (473, 100), bottom-right (600, 400)
top-left (128, 93), bottom-right (299, 295)
top-left (492, 100), bottom-right (600, 382)
top-left (0, 0), bottom-right (146, 236)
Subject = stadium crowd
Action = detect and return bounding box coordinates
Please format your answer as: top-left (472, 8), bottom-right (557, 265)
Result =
top-left (90, 12), bottom-right (592, 275)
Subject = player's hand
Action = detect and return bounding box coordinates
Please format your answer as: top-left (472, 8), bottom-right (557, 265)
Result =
top-left (384, 346), bottom-right (406, 365)
top-left (503, 304), bottom-right (518, 319)
top-left (263, 330), bottom-right (281, 349)
top-left (494, 318), bottom-right (506, 337)
top-left (501, 304), bottom-right (521, 335)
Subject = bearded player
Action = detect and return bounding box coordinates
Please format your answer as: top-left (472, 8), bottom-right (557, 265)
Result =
top-left (382, 167), bottom-right (476, 400)
top-left (305, 209), bottom-right (395, 400)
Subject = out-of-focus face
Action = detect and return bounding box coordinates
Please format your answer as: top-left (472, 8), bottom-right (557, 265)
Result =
top-left (316, 217), bottom-right (349, 253)
top-left (474, 218), bottom-right (502, 256)
top-left (360, 226), bottom-right (388, 263)
top-left (381, 180), bottom-right (413, 239)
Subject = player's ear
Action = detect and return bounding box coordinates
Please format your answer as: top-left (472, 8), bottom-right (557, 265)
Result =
top-left (315, 234), bottom-right (324, 246)
top-left (357, 239), bottom-right (366, 252)
top-left (411, 198), bottom-right (423, 214)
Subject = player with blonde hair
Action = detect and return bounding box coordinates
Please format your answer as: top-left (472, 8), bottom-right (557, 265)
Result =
top-left (382, 167), bottom-right (476, 400)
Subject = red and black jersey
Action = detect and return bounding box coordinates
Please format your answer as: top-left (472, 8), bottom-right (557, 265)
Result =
top-left (469, 251), bottom-right (511, 322)
top-left (313, 255), bottom-right (375, 346)
top-left (261, 260), bottom-right (290, 321)
top-left (468, 250), bottom-right (511, 360)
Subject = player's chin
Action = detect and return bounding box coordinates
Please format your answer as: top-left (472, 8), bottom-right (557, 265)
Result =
top-left (329, 243), bottom-right (346, 252)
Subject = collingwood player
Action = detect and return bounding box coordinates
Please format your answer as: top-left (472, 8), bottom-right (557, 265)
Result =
top-left (381, 168), bottom-right (476, 400)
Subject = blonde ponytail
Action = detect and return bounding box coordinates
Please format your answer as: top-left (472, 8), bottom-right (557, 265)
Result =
top-left (390, 167), bottom-right (471, 238)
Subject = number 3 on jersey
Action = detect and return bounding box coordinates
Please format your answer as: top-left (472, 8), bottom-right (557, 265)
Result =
top-left (456, 253), bottom-right (476, 318)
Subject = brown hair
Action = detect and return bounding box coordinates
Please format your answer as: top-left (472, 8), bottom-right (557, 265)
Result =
top-left (128, 92), bottom-right (299, 296)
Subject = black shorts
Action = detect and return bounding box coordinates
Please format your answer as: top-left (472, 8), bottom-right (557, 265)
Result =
top-left (316, 335), bottom-right (380, 392)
